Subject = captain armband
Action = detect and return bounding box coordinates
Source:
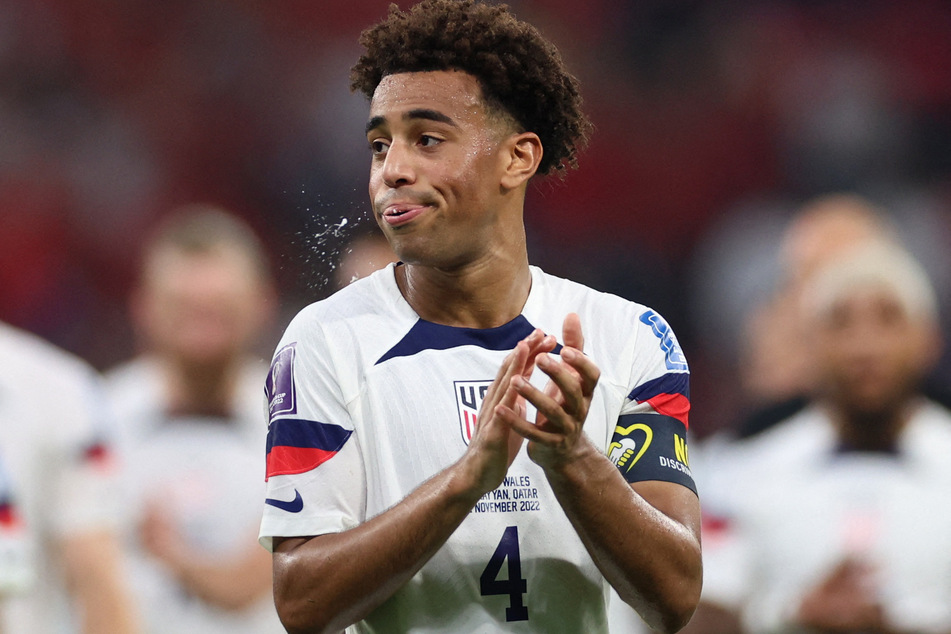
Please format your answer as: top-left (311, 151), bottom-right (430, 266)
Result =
top-left (607, 413), bottom-right (697, 494)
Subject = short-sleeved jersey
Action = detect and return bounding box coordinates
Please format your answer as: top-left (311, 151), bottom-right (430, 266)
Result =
top-left (105, 357), bottom-right (285, 634)
top-left (259, 264), bottom-right (694, 633)
top-left (697, 400), bottom-right (951, 633)
top-left (0, 321), bottom-right (119, 632)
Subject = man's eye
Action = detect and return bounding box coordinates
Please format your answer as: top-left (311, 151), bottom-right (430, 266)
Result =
top-left (419, 135), bottom-right (442, 147)
top-left (369, 140), bottom-right (389, 154)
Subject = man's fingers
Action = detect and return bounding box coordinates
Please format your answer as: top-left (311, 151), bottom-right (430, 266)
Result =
top-left (535, 353), bottom-right (583, 417)
top-left (558, 313), bottom-right (598, 398)
top-left (499, 329), bottom-right (555, 383)
top-left (510, 373), bottom-right (573, 432)
top-left (482, 341), bottom-right (528, 417)
top-left (562, 313), bottom-right (584, 351)
top-left (496, 403), bottom-right (563, 445)
top-left (499, 342), bottom-right (531, 407)
top-left (560, 347), bottom-right (600, 398)
top-left (488, 347), bottom-right (517, 391)
top-left (484, 321), bottom-right (596, 444)
top-left (521, 332), bottom-right (557, 377)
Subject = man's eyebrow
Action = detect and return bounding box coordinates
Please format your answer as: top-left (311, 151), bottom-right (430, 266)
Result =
top-left (365, 109), bottom-right (458, 135)
top-left (405, 108), bottom-right (457, 127)
top-left (366, 115), bottom-right (385, 136)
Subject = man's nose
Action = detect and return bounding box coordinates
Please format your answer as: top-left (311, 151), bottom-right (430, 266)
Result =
top-left (381, 141), bottom-right (415, 188)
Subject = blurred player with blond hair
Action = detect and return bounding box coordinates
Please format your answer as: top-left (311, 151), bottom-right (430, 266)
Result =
top-left (105, 205), bottom-right (283, 633)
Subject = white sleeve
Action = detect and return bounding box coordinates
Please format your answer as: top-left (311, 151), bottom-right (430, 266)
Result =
top-left (691, 437), bottom-right (754, 611)
top-left (698, 441), bottom-right (780, 630)
top-left (47, 367), bottom-right (122, 537)
top-left (606, 307), bottom-right (695, 493)
top-left (259, 315), bottom-right (366, 551)
top-left (697, 512), bottom-right (755, 612)
top-left (622, 307), bottom-right (690, 421)
top-left (0, 455), bottom-right (33, 594)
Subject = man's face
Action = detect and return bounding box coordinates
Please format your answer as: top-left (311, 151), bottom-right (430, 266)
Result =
top-left (365, 70), bottom-right (513, 269)
top-left (812, 286), bottom-right (935, 417)
top-left (136, 246), bottom-right (271, 364)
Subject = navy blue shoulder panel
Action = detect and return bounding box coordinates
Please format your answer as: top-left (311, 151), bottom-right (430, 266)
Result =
top-left (377, 315), bottom-right (559, 365)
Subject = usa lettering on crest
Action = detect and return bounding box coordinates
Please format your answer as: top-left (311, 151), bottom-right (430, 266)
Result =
top-left (454, 380), bottom-right (492, 445)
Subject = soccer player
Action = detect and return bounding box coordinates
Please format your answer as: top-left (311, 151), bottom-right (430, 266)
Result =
top-left (261, 2), bottom-right (702, 633)
top-left (736, 194), bottom-right (900, 437)
top-left (105, 206), bottom-right (284, 633)
top-left (0, 321), bottom-right (139, 633)
top-left (693, 241), bottom-right (951, 633)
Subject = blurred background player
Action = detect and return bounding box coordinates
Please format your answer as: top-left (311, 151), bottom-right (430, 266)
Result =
top-left (688, 241), bottom-right (951, 633)
top-left (687, 189), bottom-right (951, 444)
top-left (685, 195), bottom-right (904, 633)
top-left (104, 206), bottom-right (283, 633)
top-left (738, 194), bottom-right (898, 426)
top-left (0, 321), bottom-right (139, 633)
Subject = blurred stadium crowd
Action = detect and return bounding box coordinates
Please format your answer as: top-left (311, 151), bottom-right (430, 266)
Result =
top-left (2, 0), bottom-right (951, 437)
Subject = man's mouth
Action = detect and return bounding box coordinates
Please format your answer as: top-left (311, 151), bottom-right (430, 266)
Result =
top-left (382, 203), bottom-right (428, 226)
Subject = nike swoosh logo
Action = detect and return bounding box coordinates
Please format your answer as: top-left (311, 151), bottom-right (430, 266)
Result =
top-left (265, 489), bottom-right (303, 513)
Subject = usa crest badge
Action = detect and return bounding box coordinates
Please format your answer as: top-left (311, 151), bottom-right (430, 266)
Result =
top-left (454, 380), bottom-right (492, 445)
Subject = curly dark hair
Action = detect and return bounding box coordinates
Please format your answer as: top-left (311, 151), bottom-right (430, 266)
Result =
top-left (350, 0), bottom-right (592, 176)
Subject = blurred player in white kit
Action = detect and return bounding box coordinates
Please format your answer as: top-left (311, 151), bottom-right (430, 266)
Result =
top-left (0, 321), bottom-right (139, 633)
top-left (105, 206), bottom-right (284, 634)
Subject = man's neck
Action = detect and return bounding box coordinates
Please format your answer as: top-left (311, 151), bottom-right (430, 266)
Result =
top-left (829, 398), bottom-right (918, 454)
top-left (160, 355), bottom-right (240, 418)
top-left (395, 252), bottom-right (532, 329)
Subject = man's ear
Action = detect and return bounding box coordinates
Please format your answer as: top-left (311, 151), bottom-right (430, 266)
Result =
top-left (500, 132), bottom-right (543, 190)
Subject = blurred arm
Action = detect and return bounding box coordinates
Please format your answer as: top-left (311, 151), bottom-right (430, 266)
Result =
top-left (140, 507), bottom-right (271, 611)
top-left (793, 558), bottom-right (906, 634)
top-left (60, 529), bottom-right (140, 634)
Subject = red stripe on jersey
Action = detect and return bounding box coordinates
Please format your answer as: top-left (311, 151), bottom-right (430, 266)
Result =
top-left (82, 441), bottom-right (116, 472)
top-left (701, 513), bottom-right (733, 547)
top-left (645, 392), bottom-right (690, 428)
top-left (266, 445), bottom-right (338, 480)
top-left (702, 514), bottom-right (730, 535)
top-left (0, 503), bottom-right (23, 530)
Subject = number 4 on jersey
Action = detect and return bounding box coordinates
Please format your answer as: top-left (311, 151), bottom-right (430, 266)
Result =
top-left (480, 525), bottom-right (528, 621)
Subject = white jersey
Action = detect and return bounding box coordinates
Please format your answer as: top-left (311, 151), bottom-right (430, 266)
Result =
top-left (698, 400), bottom-right (951, 633)
top-left (0, 321), bottom-right (120, 633)
top-left (259, 264), bottom-right (695, 633)
top-left (105, 356), bottom-right (284, 634)
top-left (0, 452), bottom-right (32, 595)
top-left (106, 356), bottom-right (268, 451)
